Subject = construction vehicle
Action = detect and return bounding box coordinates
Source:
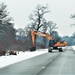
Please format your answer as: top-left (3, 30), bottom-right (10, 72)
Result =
top-left (30, 29), bottom-right (67, 52)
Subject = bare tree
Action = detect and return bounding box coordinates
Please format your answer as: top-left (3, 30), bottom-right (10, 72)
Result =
top-left (24, 4), bottom-right (58, 49)
top-left (47, 21), bottom-right (58, 35)
top-left (70, 14), bottom-right (75, 18)
top-left (70, 14), bottom-right (75, 26)
top-left (29, 4), bottom-right (50, 31)
top-left (72, 32), bottom-right (75, 38)
top-left (41, 19), bottom-right (48, 48)
top-left (17, 28), bottom-right (21, 36)
top-left (24, 24), bottom-right (34, 36)
top-left (70, 14), bottom-right (75, 36)
top-left (51, 31), bottom-right (60, 39)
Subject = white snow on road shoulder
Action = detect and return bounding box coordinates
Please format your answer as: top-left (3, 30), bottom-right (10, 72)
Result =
top-left (0, 49), bottom-right (48, 68)
top-left (72, 46), bottom-right (75, 50)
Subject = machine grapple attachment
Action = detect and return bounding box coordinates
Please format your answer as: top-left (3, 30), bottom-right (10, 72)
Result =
top-left (30, 46), bottom-right (36, 51)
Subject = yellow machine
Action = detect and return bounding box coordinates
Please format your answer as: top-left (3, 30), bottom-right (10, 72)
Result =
top-left (30, 29), bottom-right (67, 52)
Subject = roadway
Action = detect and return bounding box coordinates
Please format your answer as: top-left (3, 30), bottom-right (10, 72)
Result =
top-left (0, 46), bottom-right (75, 75)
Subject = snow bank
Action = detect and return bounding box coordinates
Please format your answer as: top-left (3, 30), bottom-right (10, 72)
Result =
top-left (0, 47), bottom-right (68, 68)
top-left (71, 46), bottom-right (75, 50)
top-left (0, 49), bottom-right (48, 68)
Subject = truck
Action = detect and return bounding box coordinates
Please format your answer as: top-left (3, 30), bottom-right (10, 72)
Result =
top-left (30, 29), bottom-right (67, 52)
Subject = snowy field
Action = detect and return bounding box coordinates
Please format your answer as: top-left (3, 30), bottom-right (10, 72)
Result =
top-left (0, 46), bottom-right (75, 69)
top-left (0, 49), bottom-right (48, 68)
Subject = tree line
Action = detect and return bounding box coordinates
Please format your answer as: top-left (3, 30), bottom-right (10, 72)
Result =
top-left (0, 2), bottom-right (75, 51)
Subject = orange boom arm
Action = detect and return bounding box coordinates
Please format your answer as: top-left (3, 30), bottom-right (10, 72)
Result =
top-left (31, 29), bottom-right (53, 46)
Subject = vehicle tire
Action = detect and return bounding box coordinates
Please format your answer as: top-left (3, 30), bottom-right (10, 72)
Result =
top-left (48, 48), bottom-right (52, 52)
top-left (59, 48), bottom-right (62, 52)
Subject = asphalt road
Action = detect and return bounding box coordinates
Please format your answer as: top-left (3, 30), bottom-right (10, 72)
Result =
top-left (0, 47), bottom-right (75, 75)
top-left (38, 47), bottom-right (75, 75)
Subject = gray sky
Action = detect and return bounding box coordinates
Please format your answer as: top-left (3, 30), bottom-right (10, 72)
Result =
top-left (1, 0), bottom-right (75, 36)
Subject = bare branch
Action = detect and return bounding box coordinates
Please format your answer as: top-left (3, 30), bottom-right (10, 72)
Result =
top-left (70, 14), bottom-right (75, 18)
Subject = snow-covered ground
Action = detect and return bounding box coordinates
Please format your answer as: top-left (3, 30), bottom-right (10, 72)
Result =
top-left (72, 46), bottom-right (75, 50)
top-left (0, 49), bottom-right (48, 68)
top-left (0, 46), bottom-right (75, 69)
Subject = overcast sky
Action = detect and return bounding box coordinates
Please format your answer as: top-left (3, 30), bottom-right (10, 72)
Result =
top-left (1, 0), bottom-right (75, 36)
